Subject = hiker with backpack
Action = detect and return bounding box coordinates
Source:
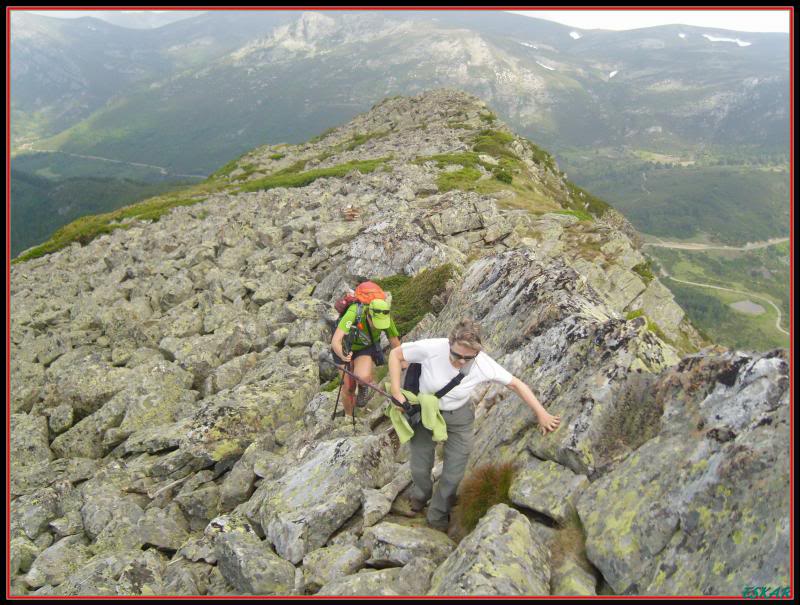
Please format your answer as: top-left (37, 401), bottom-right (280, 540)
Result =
top-left (331, 281), bottom-right (402, 418)
top-left (386, 318), bottom-right (561, 532)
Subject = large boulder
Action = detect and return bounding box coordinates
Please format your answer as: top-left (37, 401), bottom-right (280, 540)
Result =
top-left (257, 435), bottom-right (395, 564)
top-left (215, 531), bottom-right (296, 596)
top-left (362, 522), bottom-right (456, 567)
top-left (428, 504), bottom-right (550, 596)
top-left (577, 350), bottom-right (790, 595)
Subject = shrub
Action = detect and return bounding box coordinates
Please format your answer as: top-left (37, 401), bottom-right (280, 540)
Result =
top-left (374, 264), bottom-right (456, 336)
top-left (493, 167), bottom-right (513, 184)
top-left (632, 261), bottom-right (655, 284)
top-left (626, 309), bottom-right (645, 321)
top-left (437, 166), bottom-right (482, 192)
top-left (452, 461), bottom-right (518, 533)
top-left (239, 158), bottom-right (389, 193)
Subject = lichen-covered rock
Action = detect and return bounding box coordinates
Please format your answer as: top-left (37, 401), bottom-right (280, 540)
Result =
top-left (114, 549), bottom-right (170, 596)
top-left (551, 550), bottom-right (598, 596)
top-left (44, 350), bottom-right (133, 418)
top-left (363, 522), bottom-right (456, 567)
top-left (11, 487), bottom-right (61, 540)
top-left (50, 390), bottom-right (129, 459)
top-left (24, 534), bottom-right (91, 588)
top-left (508, 459), bottom-right (589, 525)
top-left (10, 536), bottom-right (41, 575)
top-left (428, 504), bottom-right (550, 595)
top-left (11, 358), bottom-right (45, 414)
top-left (175, 483), bottom-right (222, 532)
top-left (314, 566), bottom-right (403, 596)
top-left (316, 556), bottom-right (436, 596)
top-left (361, 463), bottom-right (412, 528)
top-left (49, 510), bottom-right (85, 539)
top-left (259, 435), bottom-right (395, 564)
top-left (219, 433), bottom-right (278, 512)
top-left (577, 350), bottom-right (790, 595)
top-left (41, 548), bottom-right (136, 595)
top-left (138, 503), bottom-right (190, 551)
top-left (48, 404), bottom-right (75, 434)
top-left (10, 413), bottom-right (53, 468)
top-left (215, 531), bottom-right (296, 595)
top-left (162, 559), bottom-right (216, 595)
top-left (302, 544), bottom-right (369, 591)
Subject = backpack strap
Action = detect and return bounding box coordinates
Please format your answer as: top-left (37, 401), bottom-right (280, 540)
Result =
top-left (403, 363), bottom-right (422, 394)
top-left (402, 363), bottom-right (467, 398)
top-left (435, 371), bottom-right (466, 399)
top-left (343, 303), bottom-right (363, 354)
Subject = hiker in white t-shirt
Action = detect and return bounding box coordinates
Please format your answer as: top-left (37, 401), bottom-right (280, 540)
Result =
top-left (387, 318), bottom-right (561, 532)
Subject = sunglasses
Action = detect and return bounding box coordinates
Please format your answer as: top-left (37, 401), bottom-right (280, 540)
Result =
top-left (450, 349), bottom-right (478, 361)
top-left (371, 309), bottom-right (390, 315)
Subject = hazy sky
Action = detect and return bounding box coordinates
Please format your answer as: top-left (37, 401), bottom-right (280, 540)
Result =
top-left (510, 9), bottom-right (790, 33)
top-left (22, 8), bottom-right (792, 34)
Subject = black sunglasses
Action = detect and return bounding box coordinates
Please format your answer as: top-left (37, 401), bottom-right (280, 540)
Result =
top-left (371, 309), bottom-right (390, 315)
top-left (450, 349), bottom-right (478, 360)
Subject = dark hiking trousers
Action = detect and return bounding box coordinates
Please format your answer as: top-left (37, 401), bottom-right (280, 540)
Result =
top-left (408, 403), bottom-right (474, 526)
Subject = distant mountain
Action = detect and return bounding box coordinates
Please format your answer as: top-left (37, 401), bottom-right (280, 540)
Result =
top-left (17, 11), bottom-right (787, 171)
top-left (11, 10), bottom-right (790, 245)
top-left (10, 11), bottom-right (298, 144)
top-left (33, 10), bottom-right (209, 30)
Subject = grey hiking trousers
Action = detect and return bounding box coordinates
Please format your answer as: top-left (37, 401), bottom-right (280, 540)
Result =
top-left (409, 403), bottom-right (475, 525)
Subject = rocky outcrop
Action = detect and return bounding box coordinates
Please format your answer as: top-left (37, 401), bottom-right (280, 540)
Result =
top-left (10, 89), bottom-right (788, 596)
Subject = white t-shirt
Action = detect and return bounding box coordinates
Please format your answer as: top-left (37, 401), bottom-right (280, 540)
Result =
top-left (401, 338), bottom-right (514, 411)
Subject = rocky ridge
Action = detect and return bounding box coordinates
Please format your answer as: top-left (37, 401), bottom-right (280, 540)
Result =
top-left (9, 89), bottom-right (789, 596)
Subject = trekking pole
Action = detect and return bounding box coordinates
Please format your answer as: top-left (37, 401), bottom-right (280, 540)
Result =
top-left (323, 359), bottom-right (416, 419)
top-left (331, 372), bottom-right (345, 421)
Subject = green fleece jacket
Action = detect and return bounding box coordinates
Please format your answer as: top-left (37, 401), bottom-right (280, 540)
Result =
top-left (384, 385), bottom-right (447, 444)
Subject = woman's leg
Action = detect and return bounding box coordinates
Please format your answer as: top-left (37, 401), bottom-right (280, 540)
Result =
top-left (353, 354), bottom-right (374, 407)
top-left (428, 404), bottom-right (475, 528)
top-left (341, 370), bottom-right (356, 417)
top-left (408, 422), bottom-right (436, 504)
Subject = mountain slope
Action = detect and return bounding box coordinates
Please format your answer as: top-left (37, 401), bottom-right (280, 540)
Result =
top-left (10, 89), bottom-right (788, 596)
top-left (27, 11), bottom-right (788, 171)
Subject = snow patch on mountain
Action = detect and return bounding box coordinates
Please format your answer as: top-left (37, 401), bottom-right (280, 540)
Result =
top-left (703, 34), bottom-right (752, 47)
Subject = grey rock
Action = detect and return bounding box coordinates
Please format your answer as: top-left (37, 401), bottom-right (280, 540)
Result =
top-left (363, 522), bottom-right (456, 567)
top-left (215, 531), bottom-right (296, 595)
top-left (11, 413), bottom-right (53, 468)
top-left (302, 544), bottom-right (369, 591)
top-left (259, 435), bottom-right (395, 564)
top-left (10, 536), bottom-right (41, 575)
top-left (429, 504), bottom-right (550, 595)
top-left (11, 487), bottom-right (60, 540)
top-left (508, 459), bottom-right (589, 525)
top-left (25, 534), bottom-right (91, 588)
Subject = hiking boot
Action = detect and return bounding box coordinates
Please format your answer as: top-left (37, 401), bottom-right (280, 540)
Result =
top-left (409, 496), bottom-right (427, 513)
top-left (355, 385), bottom-right (370, 408)
top-left (427, 516), bottom-right (449, 532)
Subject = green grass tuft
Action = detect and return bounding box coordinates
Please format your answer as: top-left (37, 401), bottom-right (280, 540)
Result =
top-left (554, 209), bottom-right (593, 221)
top-left (13, 193), bottom-right (208, 263)
top-left (632, 261), bottom-right (655, 284)
top-left (437, 166), bottom-right (482, 192)
top-left (452, 462), bottom-right (518, 533)
top-left (564, 181), bottom-right (611, 218)
top-left (239, 158), bottom-right (390, 193)
top-left (473, 130), bottom-right (519, 163)
top-left (374, 264), bottom-right (456, 336)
